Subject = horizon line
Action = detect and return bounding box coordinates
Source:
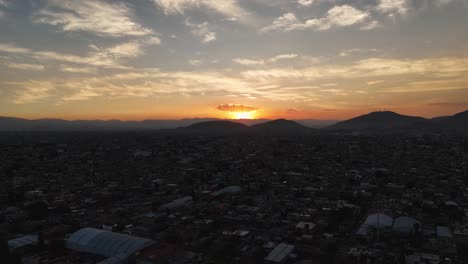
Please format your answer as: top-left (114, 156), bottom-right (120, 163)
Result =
top-left (1, 109), bottom-right (467, 122)
top-left (0, 116), bottom-right (343, 122)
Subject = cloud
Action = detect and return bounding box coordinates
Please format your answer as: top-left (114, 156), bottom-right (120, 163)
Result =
top-left (260, 13), bottom-right (300, 33)
top-left (3, 68), bottom-right (257, 105)
top-left (376, 0), bottom-right (409, 16)
top-left (216, 104), bottom-right (258, 112)
top-left (235, 54), bottom-right (468, 98)
top-left (152, 0), bottom-right (248, 19)
top-left (9, 81), bottom-right (56, 104)
top-left (144, 37), bottom-right (162, 45)
top-left (320, 88), bottom-right (343, 93)
top-left (3, 49), bottom-right (468, 106)
top-left (241, 55), bottom-right (468, 83)
top-left (61, 88), bottom-right (100, 102)
top-left (233, 58), bottom-right (265, 65)
top-left (261, 5), bottom-right (370, 33)
top-left (367, 80), bottom-right (385, 85)
top-left (0, 40), bottom-right (159, 68)
top-left (320, 5), bottom-right (370, 29)
top-left (297, 0), bottom-right (315, 7)
top-left (374, 0), bottom-right (463, 18)
top-left (106, 42), bottom-right (143, 58)
top-left (8, 63), bottom-right (45, 71)
top-left (360, 20), bottom-right (382, 30)
top-left (339, 49), bottom-right (361, 57)
top-left (233, 54), bottom-right (299, 66)
top-left (35, 50), bottom-right (119, 67)
top-left (269, 54), bottom-right (298, 62)
top-left (0, 43), bottom-right (32, 54)
top-left (189, 59), bottom-right (203, 66)
top-left (33, 0), bottom-right (153, 37)
top-left (382, 75), bottom-right (468, 93)
top-left (60, 65), bottom-right (96, 74)
top-left (185, 20), bottom-right (216, 43)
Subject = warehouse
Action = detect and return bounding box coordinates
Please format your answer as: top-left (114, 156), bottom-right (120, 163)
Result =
top-left (66, 228), bottom-right (156, 263)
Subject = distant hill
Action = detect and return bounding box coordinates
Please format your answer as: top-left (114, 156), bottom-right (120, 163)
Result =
top-left (222, 118), bottom-right (337, 128)
top-left (436, 110), bottom-right (468, 130)
top-left (0, 117), bottom-right (218, 131)
top-left (296, 119), bottom-right (340, 128)
top-left (250, 119), bottom-right (309, 133)
top-left (327, 111), bottom-right (428, 130)
top-left (0, 116), bottom-right (334, 131)
top-left (186, 120), bottom-right (248, 130)
top-left (182, 119), bottom-right (311, 135)
top-left (0, 117), bottom-right (32, 130)
top-left (1, 110), bottom-right (467, 132)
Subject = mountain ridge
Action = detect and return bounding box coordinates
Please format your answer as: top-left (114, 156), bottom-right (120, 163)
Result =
top-left (0, 110), bottom-right (467, 132)
top-left (0, 117), bottom-right (336, 131)
top-left (327, 111), bottom-right (428, 130)
top-left (327, 110), bottom-right (468, 131)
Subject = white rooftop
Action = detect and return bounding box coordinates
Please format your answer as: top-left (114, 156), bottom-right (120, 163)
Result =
top-left (66, 228), bottom-right (155, 260)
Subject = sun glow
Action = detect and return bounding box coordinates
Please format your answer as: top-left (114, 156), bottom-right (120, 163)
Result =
top-left (231, 111), bottom-right (255, 119)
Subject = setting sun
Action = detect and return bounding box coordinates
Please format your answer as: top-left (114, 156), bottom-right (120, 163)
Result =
top-left (231, 111), bottom-right (256, 119)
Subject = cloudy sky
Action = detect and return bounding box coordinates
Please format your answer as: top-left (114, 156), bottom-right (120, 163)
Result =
top-left (0, 0), bottom-right (467, 120)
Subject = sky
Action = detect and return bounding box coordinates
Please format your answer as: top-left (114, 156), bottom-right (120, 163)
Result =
top-left (0, 0), bottom-right (468, 120)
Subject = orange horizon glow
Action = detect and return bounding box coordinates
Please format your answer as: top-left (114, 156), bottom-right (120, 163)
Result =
top-left (229, 111), bottom-right (257, 120)
top-left (4, 106), bottom-right (467, 122)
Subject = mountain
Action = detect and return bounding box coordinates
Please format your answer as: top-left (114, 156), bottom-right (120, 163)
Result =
top-left (0, 117), bottom-right (334, 131)
top-left (186, 120), bottom-right (248, 130)
top-left (183, 119), bottom-right (311, 135)
top-left (250, 119), bottom-right (310, 133)
top-left (296, 119), bottom-right (340, 128)
top-left (436, 110), bottom-right (468, 130)
top-left (1, 110), bottom-right (466, 132)
top-left (327, 111), bottom-right (428, 130)
top-left (223, 118), bottom-right (338, 128)
top-left (0, 117), bottom-right (218, 131)
top-left (0, 116), bottom-right (32, 130)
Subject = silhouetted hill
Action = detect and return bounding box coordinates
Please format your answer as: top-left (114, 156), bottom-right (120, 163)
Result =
top-left (250, 119), bottom-right (313, 134)
top-left (225, 118), bottom-right (337, 128)
top-left (327, 111), bottom-right (427, 130)
top-left (186, 121), bottom-right (248, 130)
top-left (1, 111), bottom-right (466, 132)
top-left (0, 116), bottom-right (31, 130)
top-left (0, 116), bottom-right (332, 131)
top-left (250, 119), bottom-right (309, 132)
top-left (0, 117), bottom-right (219, 131)
top-left (296, 119), bottom-right (339, 128)
top-left (437, 110), bottom-right (468, 130)
top-left (431, 116), bottom-right (450, 121)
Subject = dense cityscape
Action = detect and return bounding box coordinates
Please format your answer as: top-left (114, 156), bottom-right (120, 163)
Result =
top-left (1, 1), bottom-right (468, 263)
top-left (1, 124), bottom-right (468, 263)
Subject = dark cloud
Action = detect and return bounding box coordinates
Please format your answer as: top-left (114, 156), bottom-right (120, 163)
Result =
top-left (286, 108), bottom-right (299, 113)
top-left (216, 104), bottom-right (258, 112)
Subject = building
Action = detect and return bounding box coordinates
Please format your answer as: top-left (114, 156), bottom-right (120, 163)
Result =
top-left (264, 243), bottom-right (295, 263)
top-left (66, 228), bottom-right (156, 263)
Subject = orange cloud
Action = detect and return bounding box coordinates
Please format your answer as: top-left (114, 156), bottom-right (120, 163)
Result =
top-left (216, 104), bottom-right (258, 112)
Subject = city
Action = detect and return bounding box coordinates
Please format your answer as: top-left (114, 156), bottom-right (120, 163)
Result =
top-left (1, 119), bottom-right (468, 263)
top-left (1, 0), bottom-right (468, 263)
